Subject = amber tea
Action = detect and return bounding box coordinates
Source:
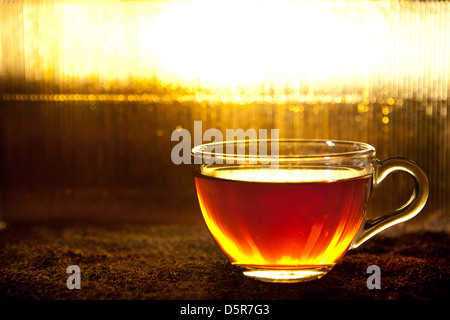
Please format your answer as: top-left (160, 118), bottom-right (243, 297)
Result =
top-left (195, 166), bottom-right (372, 281)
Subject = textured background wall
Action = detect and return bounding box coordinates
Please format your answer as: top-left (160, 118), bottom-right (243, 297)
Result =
top-left (0, 0), bottom-right (448, 228)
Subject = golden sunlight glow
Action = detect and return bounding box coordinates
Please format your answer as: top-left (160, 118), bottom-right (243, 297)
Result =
top-left (1, 0), bottom-right (449, 100)
top-left (196, 187), bottom-right (267, 265)
top-left (147, 0), bottom-right (383, 87)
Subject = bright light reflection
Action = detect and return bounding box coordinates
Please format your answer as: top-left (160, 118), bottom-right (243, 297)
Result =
top-left (201, 167), bottom-right (368, 183)
top-left (1, 0), bottom-right (449, 99)
top-left (242, 269), bottom-right (328, 282)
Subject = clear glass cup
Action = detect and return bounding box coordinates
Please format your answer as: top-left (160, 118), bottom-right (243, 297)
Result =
top-left (191, 139), bottom-right (429, 283)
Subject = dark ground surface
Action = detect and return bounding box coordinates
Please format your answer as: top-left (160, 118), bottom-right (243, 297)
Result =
top-left (0, 222), bottom-right (448, 301)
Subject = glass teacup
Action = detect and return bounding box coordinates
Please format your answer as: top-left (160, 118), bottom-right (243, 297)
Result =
top-left (192, 139), bottom-right (429, 283)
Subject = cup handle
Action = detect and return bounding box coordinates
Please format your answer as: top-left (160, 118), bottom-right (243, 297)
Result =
top-left (352, 157), bottom-right (429, 249)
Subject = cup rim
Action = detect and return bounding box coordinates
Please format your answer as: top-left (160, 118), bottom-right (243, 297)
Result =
top-left (191, 138), bottom-right (375, 160)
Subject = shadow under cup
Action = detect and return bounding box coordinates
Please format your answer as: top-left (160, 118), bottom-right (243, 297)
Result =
top-left (191, 139), bottom-right (429, 283)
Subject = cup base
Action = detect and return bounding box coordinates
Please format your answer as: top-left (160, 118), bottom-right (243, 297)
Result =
top-left (239, 265), bottom-right (333, 283)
